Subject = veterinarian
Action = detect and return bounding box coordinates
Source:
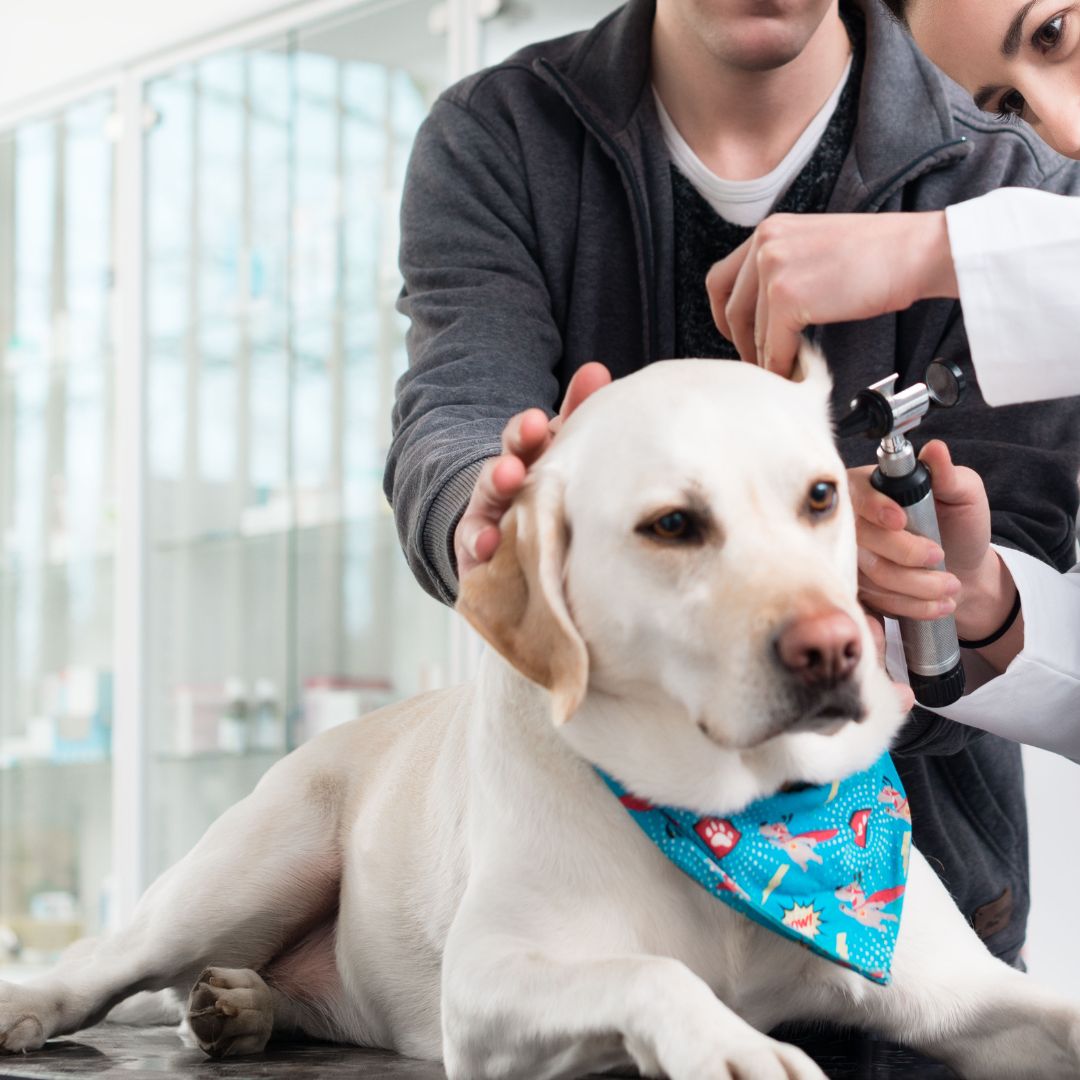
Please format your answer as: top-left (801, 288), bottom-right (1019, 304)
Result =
top-left (704, 0), bottom-right (1080, 762)
top-left (386, 0), bottom-right (1080, 1068)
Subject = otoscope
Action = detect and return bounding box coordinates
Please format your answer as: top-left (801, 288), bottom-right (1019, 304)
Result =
top-left (837, 360), bottom-right (967, 708)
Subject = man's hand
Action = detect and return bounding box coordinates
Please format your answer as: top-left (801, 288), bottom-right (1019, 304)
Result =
top-left (454, 363), bottom-right (612, 578)
top-left (850, 440), bottom-right (1019, 656)
top-left (705, 212), bottom-right (958, 377)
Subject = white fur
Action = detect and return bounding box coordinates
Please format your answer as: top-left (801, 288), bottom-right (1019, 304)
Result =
top-left (2, 355), bottom-right (1078, 1079)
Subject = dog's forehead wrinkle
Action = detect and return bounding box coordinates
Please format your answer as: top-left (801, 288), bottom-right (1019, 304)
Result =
top-left (562, 363), bottom-right (835, 462)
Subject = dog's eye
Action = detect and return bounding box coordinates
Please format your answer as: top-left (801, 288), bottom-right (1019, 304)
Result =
top-left (642, 510), bottom-right (698, 543)
top-left (653, 511), bottom-right (691, 540)
top-left (806, 481), bottom-right (838, 518)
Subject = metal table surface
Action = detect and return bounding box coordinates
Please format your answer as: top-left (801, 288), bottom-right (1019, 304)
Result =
top-left (0, 1024), bottom-right (960, 1080)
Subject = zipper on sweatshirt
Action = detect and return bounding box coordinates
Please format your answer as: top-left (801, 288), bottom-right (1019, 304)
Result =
top-left (536, 58), bottom-right (660, 362)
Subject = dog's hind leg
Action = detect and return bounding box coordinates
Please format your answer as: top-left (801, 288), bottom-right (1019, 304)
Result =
top-left (183, 914), bottom-right (349, 1058)
top-left (0, 754), bottom-right (348, 1054)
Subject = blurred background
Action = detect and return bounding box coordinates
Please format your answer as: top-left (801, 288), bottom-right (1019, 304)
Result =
top-left (0, 0), bottom-right (1073, 1001)
top-left (0, 0), bottom-right (621, 977)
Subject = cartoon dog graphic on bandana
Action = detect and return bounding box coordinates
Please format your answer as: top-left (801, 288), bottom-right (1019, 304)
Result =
top-left (759, 817), bottom-right (839, 872)
top-left (878, 783), bottom-right (912, 825)
top-left (835, 879), bottom-right (906, 931)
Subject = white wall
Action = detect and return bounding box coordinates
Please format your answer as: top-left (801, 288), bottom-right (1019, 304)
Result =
top-left (0, 0), bottom-right (282, 111)
top-left (1023, 746), bottom-right (1080, 995)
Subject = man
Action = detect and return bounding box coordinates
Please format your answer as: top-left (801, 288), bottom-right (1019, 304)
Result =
top-left (385, 0), bottom-right (1080, 1067)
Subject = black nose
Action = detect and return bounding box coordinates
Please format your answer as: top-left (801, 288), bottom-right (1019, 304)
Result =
top-left (774, 608), bottom-right (861, 690)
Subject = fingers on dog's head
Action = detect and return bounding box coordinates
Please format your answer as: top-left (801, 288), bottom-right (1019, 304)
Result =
top-left (789, 340), bottom-right (833, 399)
top-left (456, 475), bottom-right (588, 726)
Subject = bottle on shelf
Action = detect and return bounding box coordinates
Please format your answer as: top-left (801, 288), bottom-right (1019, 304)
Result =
top-left (251, 679), bottom-right (282, 753)
top-left (218, 678), bottom-right (249, 754)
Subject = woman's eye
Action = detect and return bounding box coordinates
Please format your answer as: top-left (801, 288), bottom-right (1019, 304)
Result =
top-left (997, 89), bottom-right (1027, 120)
top-left (652, 511), bottom-right (690, 540)
top-left (806, 481), bottom-right (838, 518)
top-left (1034, 14), bottom-right (1065, 50)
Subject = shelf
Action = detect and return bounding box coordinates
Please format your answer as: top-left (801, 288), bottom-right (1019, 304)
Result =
top-left (152, 505), bottom-right (395, 554)
top-left (0, 756), bottom-right (111, 773)
top-left (154, 748), bottom-right (285, 763)
top-left (0, 548), bottom-right (115, 579)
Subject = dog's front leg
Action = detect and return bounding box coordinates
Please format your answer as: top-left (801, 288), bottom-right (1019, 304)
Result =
top-left (831, 849), bottom-right (1080, 1079)
top-left (441, 919), bottom-right (827, 1080)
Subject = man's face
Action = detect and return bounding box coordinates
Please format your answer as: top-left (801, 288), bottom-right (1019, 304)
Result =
top-left (658, 0), bottom-right (841, 72)
top-left (909, 0), bottom-right (1080, 160)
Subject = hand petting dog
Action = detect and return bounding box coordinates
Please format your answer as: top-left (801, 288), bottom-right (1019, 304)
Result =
top-left (454, 362), bottom-right (611, 578)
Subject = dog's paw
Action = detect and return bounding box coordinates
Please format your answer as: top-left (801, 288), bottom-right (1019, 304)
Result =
top-left (667, 1032), bottom-right (828, 1080)
top-left (186, 967), bottom-right (273, 1059)
top-left (0, 982), bottom-right (49, 1053)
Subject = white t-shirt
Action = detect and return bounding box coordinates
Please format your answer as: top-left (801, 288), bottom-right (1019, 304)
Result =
top-left (653, 55), bottom-right (853, 228)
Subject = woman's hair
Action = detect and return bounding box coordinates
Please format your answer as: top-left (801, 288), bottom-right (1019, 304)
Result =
top-left (880, 0), bottom-right (908, 23)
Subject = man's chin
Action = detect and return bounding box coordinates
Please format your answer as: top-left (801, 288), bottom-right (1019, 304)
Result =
top-left (720, 39), bottom-right (810, 72)
top-left (704, 9), bottom-right (837, 72)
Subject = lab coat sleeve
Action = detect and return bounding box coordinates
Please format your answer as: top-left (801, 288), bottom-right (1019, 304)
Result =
top-left (887, 544), bottom-right (1080, 762)
top-left (945, 187), bottom-right (1080, 407)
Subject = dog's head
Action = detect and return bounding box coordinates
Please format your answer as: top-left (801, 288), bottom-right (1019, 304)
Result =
top-left (458, 350), bottom-right (906, 813)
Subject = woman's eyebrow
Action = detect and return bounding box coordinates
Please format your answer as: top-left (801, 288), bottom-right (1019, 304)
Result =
top-left (1003, 0), bottom-right (1039, 55)
top-left (974, 84), bottom-right (1005, 110)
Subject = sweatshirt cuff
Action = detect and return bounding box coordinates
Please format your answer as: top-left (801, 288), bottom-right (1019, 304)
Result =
top-left (945, 188), bottom-right (1080, 407)
top-left (920, 545), bottom-right (1080, 762)
top-left (421, 457), bottom-right (488, 604)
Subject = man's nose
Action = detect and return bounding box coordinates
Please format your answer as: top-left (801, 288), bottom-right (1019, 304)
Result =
top-left (774, 608), bottom-right (861, 689)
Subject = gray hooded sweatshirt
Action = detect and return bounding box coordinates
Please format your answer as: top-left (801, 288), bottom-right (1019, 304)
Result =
top-left (387, 0), bottom-right (1080, 963)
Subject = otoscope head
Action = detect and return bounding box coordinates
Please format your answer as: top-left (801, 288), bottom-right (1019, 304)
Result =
top-left (837, 360), bottom-right (966, 443)
top-left (836, 386), bottom-right (896, 440)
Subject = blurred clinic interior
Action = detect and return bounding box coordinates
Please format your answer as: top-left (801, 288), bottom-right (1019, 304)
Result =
top-left (0, 0), bottom-right (620, 982)
top-left (0, 0), bottom-right (1075, 1010)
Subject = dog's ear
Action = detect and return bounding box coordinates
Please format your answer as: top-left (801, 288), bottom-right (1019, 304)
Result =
top-left (790, 340), bottom-right (832, 402)
top-left (456, 476), bottom-right (588, 726)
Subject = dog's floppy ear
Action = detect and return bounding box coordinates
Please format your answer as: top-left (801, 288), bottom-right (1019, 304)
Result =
top-left (790, 340), bottom-right (833, 401)
top-left (456, 475), bottom-right (588, 726)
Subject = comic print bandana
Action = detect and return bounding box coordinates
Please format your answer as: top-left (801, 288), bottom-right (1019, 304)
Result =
top-left (597, 752), bottom-right (911, 985)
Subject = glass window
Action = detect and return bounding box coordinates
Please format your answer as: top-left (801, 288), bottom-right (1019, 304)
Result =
top-left (0, 94), bottom-right (116, 973)
top-left (142, 0), bottom-right (449, 886)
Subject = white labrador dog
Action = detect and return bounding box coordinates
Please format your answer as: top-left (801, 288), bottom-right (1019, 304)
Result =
top-left (2, 354), bottom-right (1078, 1080)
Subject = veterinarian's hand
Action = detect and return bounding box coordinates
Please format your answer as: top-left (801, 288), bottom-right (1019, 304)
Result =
top-left (454, 363), bottom-right (612, 578)
top-left (864, 613), bottom-right (917, 713)
top-left (705, 212), bottom-right (958, 375)
top-left (850, 442), bottom-right (1021, 664)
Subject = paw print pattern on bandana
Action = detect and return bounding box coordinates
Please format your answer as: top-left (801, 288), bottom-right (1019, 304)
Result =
top-left (597, 752), bottom-right (911, 985)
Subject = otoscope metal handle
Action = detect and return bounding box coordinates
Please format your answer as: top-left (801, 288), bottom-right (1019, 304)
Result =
top-left (870, 461), bottom-right (966, 708)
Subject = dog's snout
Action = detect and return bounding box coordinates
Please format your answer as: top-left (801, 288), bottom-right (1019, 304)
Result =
top-left (774, 609), bottom-right (861, 689)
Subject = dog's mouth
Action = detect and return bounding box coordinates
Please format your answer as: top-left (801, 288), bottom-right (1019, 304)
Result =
top-left (784, 686), bottom-right (867, 735)
top-left (696, 685), bottom-right (865, 751)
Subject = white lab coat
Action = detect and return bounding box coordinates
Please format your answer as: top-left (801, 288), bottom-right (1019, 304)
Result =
top-left (885, 548), bottom-right (1080, 763)
top-left (888, 186), bottom-right (1080, 759)
top-left (945, 187), bottom-right (1080, 407)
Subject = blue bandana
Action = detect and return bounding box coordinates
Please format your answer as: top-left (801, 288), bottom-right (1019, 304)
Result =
top-left (597, 753), bottom-right (911, 985)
